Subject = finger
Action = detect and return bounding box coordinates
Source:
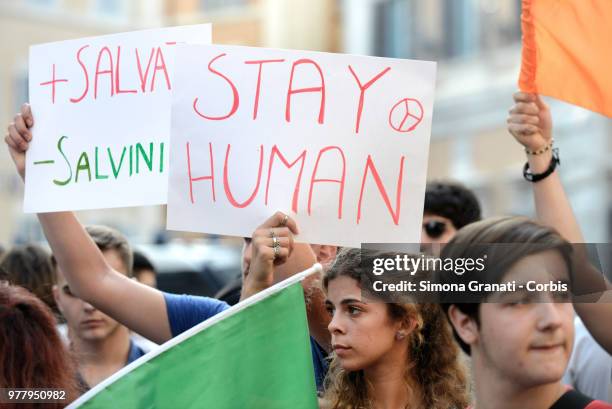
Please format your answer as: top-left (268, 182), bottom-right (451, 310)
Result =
top-left (5, 134), bottom-right (19, 152)
top-left (508, 123), bottom-right (539, 136)
top-left (287, 233), bottom-right (294, 254)
top-left (273, 248), bottom-right (290, 265)
top-left (513, 91), bottom-right (535, 103)
top-left (263, 236), bottom-right (292, 249)
top-left (14, 114), bottom-right (31, 142)
top-left (8, 124), bottom-right (29, 151)
top-left (507, 114), bottom-right (540, 126)
top-left (281, 214), bottom-right (299, 235)
top-left (21, 103), bottom-right (33, 127)
top-left (253, 240), bottom-right (289, 265)
top-left (253, 227), bottom-right (289, 242)
top-left (265, 227), bottom-right (294, 239)
top-left (534, 94), bottom-right (549, 111)
top-left (252, 236), bottom-right (291, 251)
top-left (509, 102), bottom-right (539, 115)
top-left (261, 211), bottom-right (299, 235)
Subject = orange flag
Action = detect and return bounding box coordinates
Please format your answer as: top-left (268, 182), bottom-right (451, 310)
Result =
top-left (519, 0), bottom-right (612, 117)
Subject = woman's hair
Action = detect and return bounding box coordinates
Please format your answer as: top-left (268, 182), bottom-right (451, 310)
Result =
top-left (0, 243), bottom-right (58, 314)
top-left (438, 216), bottom-right (574, 355)
top-left (322, 248), bottom-right (469, 409)
top-left (0, 283), bottom-right (79, 406)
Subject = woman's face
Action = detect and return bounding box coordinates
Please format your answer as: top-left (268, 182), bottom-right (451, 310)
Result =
top-left (326, 275), bottom-right (406, 372)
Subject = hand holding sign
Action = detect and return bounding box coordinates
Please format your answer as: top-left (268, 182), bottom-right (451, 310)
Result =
top-left (5, 103), bottom-right (34, 181)
top-left (242, 211), bottom-right (299, 299)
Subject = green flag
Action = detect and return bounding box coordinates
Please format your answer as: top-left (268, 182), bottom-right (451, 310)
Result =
top-left (70, 265), bottom-right (321, 409)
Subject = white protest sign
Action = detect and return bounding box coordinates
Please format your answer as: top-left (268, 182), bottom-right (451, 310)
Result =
top-left (167, 45), bottom-right (436, 247)
top-left (25, 24), bottom-right (211, 212)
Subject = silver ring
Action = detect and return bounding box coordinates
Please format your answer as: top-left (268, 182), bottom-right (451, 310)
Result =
top-left (270, 229), bottom-right (276, 238)
top-left (272, 236), bottom-right (279, 247)
top-left (273, 242), bottom-right (281, 259)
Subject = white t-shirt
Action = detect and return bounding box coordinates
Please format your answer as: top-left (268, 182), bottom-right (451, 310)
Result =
top-left (563, 317), bottom-right (612, 402)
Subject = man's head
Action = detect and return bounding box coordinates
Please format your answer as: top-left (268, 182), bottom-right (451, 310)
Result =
top-left (53, 225), bottom-right (132, 342)
top-left (422, 181), bottom-right (481, 244)
top-left (133, 250), bottom-right (157, 288)
top-left (0, 243), bottom-right (58, 314)
top-left (439, 217), bottom-right (575, 389)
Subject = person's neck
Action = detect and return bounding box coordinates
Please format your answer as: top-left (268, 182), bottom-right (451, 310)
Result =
top-left (70, 326), bottom-right (131, 386)
top-left (364, 349), bottom-right (421, 409)
top-left (473, 355), bottom-right (565, 409)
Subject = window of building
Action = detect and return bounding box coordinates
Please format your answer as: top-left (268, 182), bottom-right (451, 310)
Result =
top-left (367, 0), bottom-right (521, 60)
top-left (200, 0), bottom-right (248, 13)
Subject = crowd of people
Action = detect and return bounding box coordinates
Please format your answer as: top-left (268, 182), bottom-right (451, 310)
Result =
top-left (1, 91), bottom-right (611, 408)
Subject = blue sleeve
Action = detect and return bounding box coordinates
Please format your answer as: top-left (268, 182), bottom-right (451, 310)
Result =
top-left (163, 292), bottom-right (230, 337)
top-left (310, 337), bottom-right (329, 392)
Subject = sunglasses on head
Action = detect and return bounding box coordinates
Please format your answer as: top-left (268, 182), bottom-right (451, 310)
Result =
top-left (423, 220), bottom-right (447, 239)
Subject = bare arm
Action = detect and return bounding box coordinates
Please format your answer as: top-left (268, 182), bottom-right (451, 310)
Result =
top-left (507, 93), bottom-right (583, 242)
top-left (508, 93), bottom-right (612, 353)
top-left (39, 212), bottom-right (173, 344)
top-left (6, 104), bottom-right (172, 344)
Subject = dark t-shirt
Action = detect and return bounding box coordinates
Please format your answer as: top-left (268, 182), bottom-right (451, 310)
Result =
top-left (76, 339), bottom-right (146, 392)
top-left (550, 389), bottom-right (612, 409)
top-left (163, 292), bottom-right (329, 390)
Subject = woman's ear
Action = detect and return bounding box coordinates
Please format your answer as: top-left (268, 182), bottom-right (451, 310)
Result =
top-left (396, 313), bottom-right (419, 341)
top-left (447, 304), bottom-right (479, 348)
top-left (52, 285), bottom-right (64, 315)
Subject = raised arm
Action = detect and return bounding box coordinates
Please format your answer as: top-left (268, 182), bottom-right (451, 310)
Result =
top-left (6, 104), bottom-right (172, 344)
top-left (507, 93), bottom-right (612, 354)
top-left (507, 92), bottom-right (583, 242)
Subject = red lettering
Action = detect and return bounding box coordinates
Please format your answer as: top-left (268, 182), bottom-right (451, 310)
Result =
top-left (186, 142), bottom-right (216, 204)
top-left (39, 64), bottom-right (68, 104)
top-left (150, 47), bottom-right (171, 92)
top-left (307, 146), bottom-right (346, 219)
top-left (223, 144), bottom-right (264, 208)
top-left (357, 155), bottom-right (405, 225)
top-left (115, 46), bottom-right (137, 95)
top-left (135, 47), bottom-right (155, 93)
top-left (94, 46), bottom-right (114, 99)
top-left (348, 65), bottom-right (391, 133)
top-left (193, 53), bottom-right (240, 121)
top-left (285, 59), bottom-right (326, 124)
top-left (244, 59), bottom-right (285, 120)
top-left (70, 45), bottom-right (90, 103)
top-left (264, 145), bottom-right (307, 213)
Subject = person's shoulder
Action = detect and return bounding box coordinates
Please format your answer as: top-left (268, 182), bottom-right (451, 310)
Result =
top-left (163, 292), bottom-right (230, 314)
top-left (162, 292), bottom-right (230, 337)
top-left (126, 338), bottom-right (148, 364)
top-left (585, 401), bottom-right (612, 409)
top-left (551, 389), bottom-right (612, 409)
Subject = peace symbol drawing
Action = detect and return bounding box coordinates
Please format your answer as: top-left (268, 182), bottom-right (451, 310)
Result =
top-left (388, 98), bottom-right (424, 133)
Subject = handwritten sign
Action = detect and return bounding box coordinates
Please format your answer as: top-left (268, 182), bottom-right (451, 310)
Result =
top-left (24, 25), bottom-right (211, 212)
top-left (167, 45), bottom-right (436, 247)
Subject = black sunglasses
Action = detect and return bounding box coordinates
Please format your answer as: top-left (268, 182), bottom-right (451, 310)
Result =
top-left (423, 220), bottom-right (447, 239)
